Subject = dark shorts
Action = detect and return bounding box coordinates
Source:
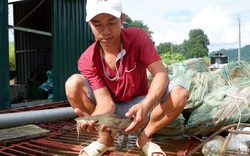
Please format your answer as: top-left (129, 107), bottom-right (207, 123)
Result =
top-left (77, 74), bottom-right (188, 118)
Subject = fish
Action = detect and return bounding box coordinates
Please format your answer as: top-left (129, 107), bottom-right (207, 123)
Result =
top-left (75, 114), bottom-right (132, 140)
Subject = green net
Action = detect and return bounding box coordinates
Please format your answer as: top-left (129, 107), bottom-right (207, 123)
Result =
top-left (168, 58), bottom-right (208, 80)
top-left (219, 61), bottom-right (250, 88)
top-left (149, 60), bottom-right (250, 137)
top-left (185, 86), bottom-right (250, 136)
top-left (182, 61), bottom-right (250, 136)
top-left (169, 59), bottom-right (226, 109)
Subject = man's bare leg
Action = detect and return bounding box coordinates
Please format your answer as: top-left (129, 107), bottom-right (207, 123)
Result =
top-left (137, 86), bottom-right (188, 155)
top-left (65, 74), bottom-right (95, 115)
top-left (65, 74), bottom-right (115, 156)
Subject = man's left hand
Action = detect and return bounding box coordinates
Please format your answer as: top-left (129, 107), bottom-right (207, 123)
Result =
top-left (124, 103), bottom-right (149, 134)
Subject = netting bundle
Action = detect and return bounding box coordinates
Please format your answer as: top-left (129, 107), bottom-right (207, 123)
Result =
top-left (185, 86), bottom-right (250, 136)
top-left (169, 60), bottom-right (250, 136)
top-left (168, 58), bottom-right (208, 80)
top-left (219, 61), bottom-right (250, 88)
top-left (152, 60), bottom-right (250, 137)
top-left (169, 59), bottom-right (226, 109)
top-left (174, 70), bottom-right (208, 109)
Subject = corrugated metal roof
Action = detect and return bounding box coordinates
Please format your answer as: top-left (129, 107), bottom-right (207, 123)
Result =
top-left (6, 0), bottom-right (93, 106)
top-left (8, 0), bottom-right (25, 4)
top-left (13, 0), bottom-right (52, 83)
top-left (0, 0), bottom-right (11, 110)
top-left (0, 0), bottom-right (93, 110)
top-left (52, 0), bottom-right (93, 101)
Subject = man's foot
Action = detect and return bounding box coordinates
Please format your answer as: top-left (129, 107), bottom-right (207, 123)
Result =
top-left (79, 141), bottom-right (116, 156)
top-left (79, 131), bottom-right (115, 156)
top-left (137, 131), bottom-right (166, 156)
top-left (136, 130), bottom-right (151, 148)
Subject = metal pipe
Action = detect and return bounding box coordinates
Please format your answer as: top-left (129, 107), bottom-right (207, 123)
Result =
top-left (8, 25), bottom-right (52, 36)
top-left (0, 107), bottom-right (77, 129)
top-left (238, 15), bottom-right (241, 61)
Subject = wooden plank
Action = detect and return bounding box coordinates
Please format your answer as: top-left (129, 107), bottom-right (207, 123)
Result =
top-left (0, 124), bottom-right (50, 145)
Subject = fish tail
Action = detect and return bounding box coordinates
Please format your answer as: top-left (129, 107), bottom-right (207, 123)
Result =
top-left (76, 121), bottom-right (81, 141)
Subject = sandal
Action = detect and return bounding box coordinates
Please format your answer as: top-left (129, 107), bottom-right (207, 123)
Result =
top-left (79, 141), bottom-right (116, 156)
top-left (142, 142), bottom-right (166, 156)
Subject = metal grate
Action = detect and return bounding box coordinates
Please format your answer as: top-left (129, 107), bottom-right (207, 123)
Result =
top-left (0, 102), bottom-right (203, 156)
top-left (0, 119), bottom-right (203, 156)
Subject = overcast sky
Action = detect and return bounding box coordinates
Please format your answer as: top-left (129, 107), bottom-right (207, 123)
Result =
top-left (122, 0), bottom-right (250, 52)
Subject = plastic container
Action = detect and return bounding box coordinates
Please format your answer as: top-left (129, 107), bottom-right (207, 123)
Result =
top-left (202, 135), bottom-right (225, 156)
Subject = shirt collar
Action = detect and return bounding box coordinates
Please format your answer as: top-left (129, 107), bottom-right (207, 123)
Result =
top-left (116, 49), bottom-right (126, 62)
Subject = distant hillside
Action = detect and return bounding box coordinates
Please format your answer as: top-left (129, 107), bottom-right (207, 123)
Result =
top-left (209, 45), bottom-right (250, 63)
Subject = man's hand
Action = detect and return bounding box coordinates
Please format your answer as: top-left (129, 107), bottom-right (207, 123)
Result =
top-left (74, 108), bottom-right (98, 133)
top-left (124, 103), bottom-right (149, 134)
top-left (74, 108), bottom-right (111, 133)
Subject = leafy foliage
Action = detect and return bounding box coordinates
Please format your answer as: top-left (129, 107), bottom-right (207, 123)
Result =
top-left (9, 42), bottom-right (15, 70)
top-left (123, 15), bottom-right (154, 42)
top-left (182, 29), bottom-right (210, 58)
top-left (156, 42), bottom-right (185, 65)
top-left (123, 15), bottom-right (223, 64)
top-left (156, 42), bottom-right (172, 55)
top-left (156, 28), bottom-right (210, 64)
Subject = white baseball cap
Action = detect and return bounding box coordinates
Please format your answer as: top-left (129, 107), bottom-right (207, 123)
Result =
top-left (86, 0), bottom-right (123, 22)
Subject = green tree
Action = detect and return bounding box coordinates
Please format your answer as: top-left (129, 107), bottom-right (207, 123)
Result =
top-left (9, 42), bottom-right (15, 70)
top-left (156, 42), bottom-right (172, 55)
top-left (123, 15), bottom-right (154, 41)
top-left (156, 42), bottom-right (185, 65)
top-left (182, 29), bottom-right (210, 58)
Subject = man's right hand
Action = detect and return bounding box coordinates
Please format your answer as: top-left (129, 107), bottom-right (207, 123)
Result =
top-left (74, 108), bottom-right (97, 133)
top-left (74, 108), bottom-right (112, 133)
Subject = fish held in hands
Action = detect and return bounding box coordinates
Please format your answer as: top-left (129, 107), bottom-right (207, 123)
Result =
top-left (75, 114), bottom-right (132, 140)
